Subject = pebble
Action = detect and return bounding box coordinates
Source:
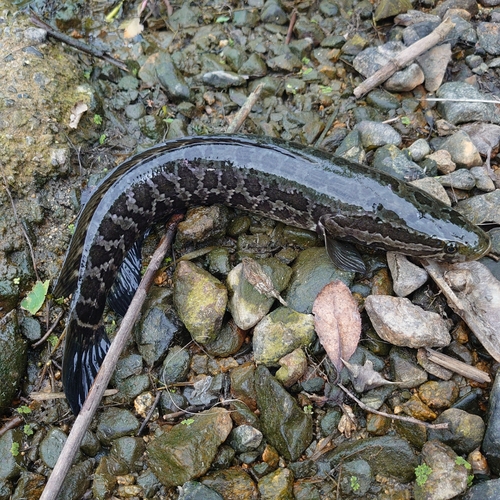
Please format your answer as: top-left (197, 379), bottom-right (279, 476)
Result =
top-left (477, 22), bottom-right (500, 55)
top-left (414, 441), bottom-right (469, 500)
top-left (457, 190), bottom-right (500, 224)
top-left (173, 261), bottom-right (227, 344)
top-left (470, 167), bottom-right (496, 192)
top-left (258, 468), bottom-right (294, 499)
top-left (464, 478), bottom-right (500, 500)
top-left (439, 130), bottom-right (483, 168)
top-left (417, 43), bottom-right (452, 91)
top-left (148, 408), bottom-right (233, 488)
top-left (389, 347), bottom-right (428, 389)
top-left (355, 120), bottom-right (402, 149)
top-left (276, 348), bottom-right (308, 387)
top-left (254, 365), bottom-right (313, 461)
top-left (386, 252), bottom-right (429, 297)
top-left (253, 307), bottom-right (315, 365)
top-left (96, 408), bottom-right (140, 446)
top-left (39, 428), bottom-right (68, 469)
top-left (372, 144), bottom-right (425, 181)
top-left (201, 467), bottom-right (259, 498)
top-left (320, 435), bottom-right (418, 482)
top-left (436, 82), bottom-right (500, 125)
top-left (335, 129), bottom-right (366, 163)
top-left (227, 257), bottom-right (292, 330)
top-left (365, 295), bottom-right (451, 349)
top-left (0, 429), bottom-right (22, 480)
top-left (428, 408), bottom-right (485, 454)
top-left (482, 370), bottom-right (500, 475)
top-left (407, 138), bottom-right (431, 162)
top-left (229, 425), bottom-right (263, 453)
top-left (427, 149), bottom-right (456, 174)
top-left (410, 176), bottom-right (451, 205)
top-left (202, 71), bottom-right (246, 88)
top-left (339, 459), bottom-right (372, 496)
top-left (416, 348), bottom-right (453, 380)
top-left (418, 380), bottom-right (459, 410)
top-left (437, 169), bottom-right (476, 190)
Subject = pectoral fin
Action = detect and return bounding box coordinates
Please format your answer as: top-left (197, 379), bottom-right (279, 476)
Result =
top-left (317, 216), bottom-right (366, 274)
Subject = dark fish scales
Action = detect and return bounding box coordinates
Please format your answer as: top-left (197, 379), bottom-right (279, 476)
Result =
top-left (54, 134), bottom-right (490, 414)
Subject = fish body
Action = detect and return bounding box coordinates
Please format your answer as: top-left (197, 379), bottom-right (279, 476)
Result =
top-left (54, 135), bottom-right (490, 414)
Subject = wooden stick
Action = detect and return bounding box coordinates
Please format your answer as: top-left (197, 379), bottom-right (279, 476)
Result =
top-left (338, 383), bottom-right (449, 429)
top-left (353, 17), bottom-right (455, 98)
top-left (425, 348), bottom-right (491, 384)
top-left (39, 215), bottom-right (182, 500)
top-left (226, 84), bottom-right (263, 133)
top-left (29, 10), bottom-right (129, 73)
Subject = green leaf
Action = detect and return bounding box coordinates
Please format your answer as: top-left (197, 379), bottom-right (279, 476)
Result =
top-left (93, 114), bottom-right (103, 125)
top-left (20, 280), bottom-right (50, 315)
top-left (17, 405), bottom-right (31, 415)
top-left (401, 116), bottom-right (411, 126)
top-left (181, 418), bottom-right (194, 426)
top-left (23, 424), bottom-right (34, 436)
top-left (99, 134), bottom-right (107, 145)
top-left (11, 442), bottom-right (20, 457)
top-left (215, 15), bottom-right (230, 23)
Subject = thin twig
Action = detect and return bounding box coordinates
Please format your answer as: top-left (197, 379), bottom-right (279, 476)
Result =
top-left (353, 17), bottom-right (455, 98)
top-left (423, 97), bottom-right (500, 105)
top-left (285, 10), bottom-right (297, 45)
top-left (137, 390), bottom-right (162, 435)
top-left (29, 10), bottom-right (129, 72)
top-left (1, 172), bottom-right (40, 281)
top-left (38, 215), bottom-right (182, 500)
top-left (338, 383), bottom-right (449, 429)
top-left (32, 310), bottom-right (65, 348)
top-left (226, 84), bottom-right (263, 133)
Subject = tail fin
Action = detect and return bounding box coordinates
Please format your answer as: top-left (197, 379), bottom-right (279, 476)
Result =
top-left (62, 321), bottom-right (110, 415)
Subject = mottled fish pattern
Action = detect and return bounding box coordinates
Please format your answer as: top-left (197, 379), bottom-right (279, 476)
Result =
top-left (54, 135), bottom-right (491, 414)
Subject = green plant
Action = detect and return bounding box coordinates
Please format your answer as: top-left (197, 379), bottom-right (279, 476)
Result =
top-left (10, 442), bottom-right (20, 457)
top-left (455, 456), bottom-right (471, 470)
top-left (303, 405), bottom-right (313, 414)
top-left (181, 418), bottom-right (194, 426)
top-left (350, 475), bottom-right (360, 492)
top-left (16, 406), bottom-right (31, 415)
top-left (23, 424), bottom-right (34, 436)
top-left (93, 114), bottom-right (103, 125)
top-left (48, 335), bottom-right (59, 347)
top-left (99, 134), bottom-right (107, 145)
top-left (415, 463), bottom-right (432, 486)
top-left (401, 116), bottom-right (411, 126)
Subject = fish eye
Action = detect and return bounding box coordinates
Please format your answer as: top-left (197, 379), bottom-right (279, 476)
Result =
top-left (444, 242), bottom-right (458, 254)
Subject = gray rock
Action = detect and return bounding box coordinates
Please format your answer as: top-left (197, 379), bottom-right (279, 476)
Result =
top-left (387, 252), bottom-right (429, 297)
top-left (437, 169), bottom-right (476, 190)
top-left (457, 190), bottom-right (500, 224)
top-left (39, 428), bottom-right (67, 469)
top-left (409, 177), bottom-right (451, 206)
top-left (260, 0), bottom-right (287, 24)
top-left (483, 370), bottom-right (500, 474)
top-left (321, 435), bottom-right (418, 482)
top-left (0, 312), bottom-right (27, 414)
top-left (336, 129), bottom-right (366, 163)
top-left (385, 63), bottom-right (425, 92)
top-left (110, 436), bottom-right (145, 471)
top-left (373, 144), bottom-right (425, 181)
top-left (136, 306), bottom-right (177, 365)
top-left (239, 53), bottom-right (267, 77)
top-left (267, 51), bottom-right (302, 72)
top-left (96, 408), bottom-right (140, 446)
top-left (414, 441), bottom-right (468, 500)
top-left (58, 459), bottom-right (94, 500)
top-left (147, 408), bottom-right (232, 487)
top-left (339, 459), bottom-right (372, 496)
top-left (173, 261), bottom-right (227, 344)
top-left (355, 120), bottom-right (402, 149)
top-left (0, 429), bottom-right (22, 480)
top-left (431, 0), bottom-right (478, 17)
top-left (202, 71), bottom-right (246, 88)
top-left (366, 89), bottom-right (400, 111)
top-left (426, 150), bottom-right (456, 174)
top-left (229, 425), bottom-right (263, 452)
top-left (477, 22), bottom-right (500, 55)
top-left (284, 247), bottom-right (355, 314)
top-left (470, 167), bottom-right (496, 192)
top-left (464, 478), bottom-right (500, 500)
top-left (365, 295), bottom-right (451, 348)
top-left (258, 468), bottom-right (294, 499)
top-left (23, 27), bottom-right (47, 44)
top-left (407, 138), bottom-right (431, 162)
top-left (253, 307), bottom-right (315, 365)
top-left (417, 43), bottom-right (451, 92)
top-left (177, 205), bottom-right (230, 245)
top-left (255, 365), bottom-right (313, 461)
top-left (428, 408), bottom-right (485, 454)
top-left (436, 82), bottom-right (500, 125)
top-left (439, 130), bottom-right (483, 168)
top-left (389, 347), bottom-right (428, 389)
top-left (179, 481), bottom-right (223, 500)
top-left (227, 257), bottom-right (292, 330)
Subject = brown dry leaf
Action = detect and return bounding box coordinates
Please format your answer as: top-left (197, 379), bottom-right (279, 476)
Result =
top-left (312, 280), bottom-right (361, 376)
top-left (342, 358), bottom-right (399, 393)
top-left (68, 102), bottom-right (88, 129)
top-left (242, 257), bottom-right (287, 306)
top-left (338, 403), bottom-right (357, 438)
top-left (123, 17), bottom-right (144, 39)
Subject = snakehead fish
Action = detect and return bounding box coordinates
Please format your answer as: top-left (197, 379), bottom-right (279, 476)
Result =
top-left (53, 134), bottom-right (491, 414)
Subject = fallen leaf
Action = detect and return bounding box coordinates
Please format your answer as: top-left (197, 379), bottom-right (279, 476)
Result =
top-left (21, 280), bottom-right (50, 315)
top-left (338, 403), bottom-right (357, 438)
top-left (342, 358), bottom-right (399, 392)
top-left (312, 281), bottom-right (361, 377)
top-left (68, 102), bottom-right (88, 129)
top-left (242, 257), bottom-right (287, 306)
top-left (123, 17), bottom-right (144, 39)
